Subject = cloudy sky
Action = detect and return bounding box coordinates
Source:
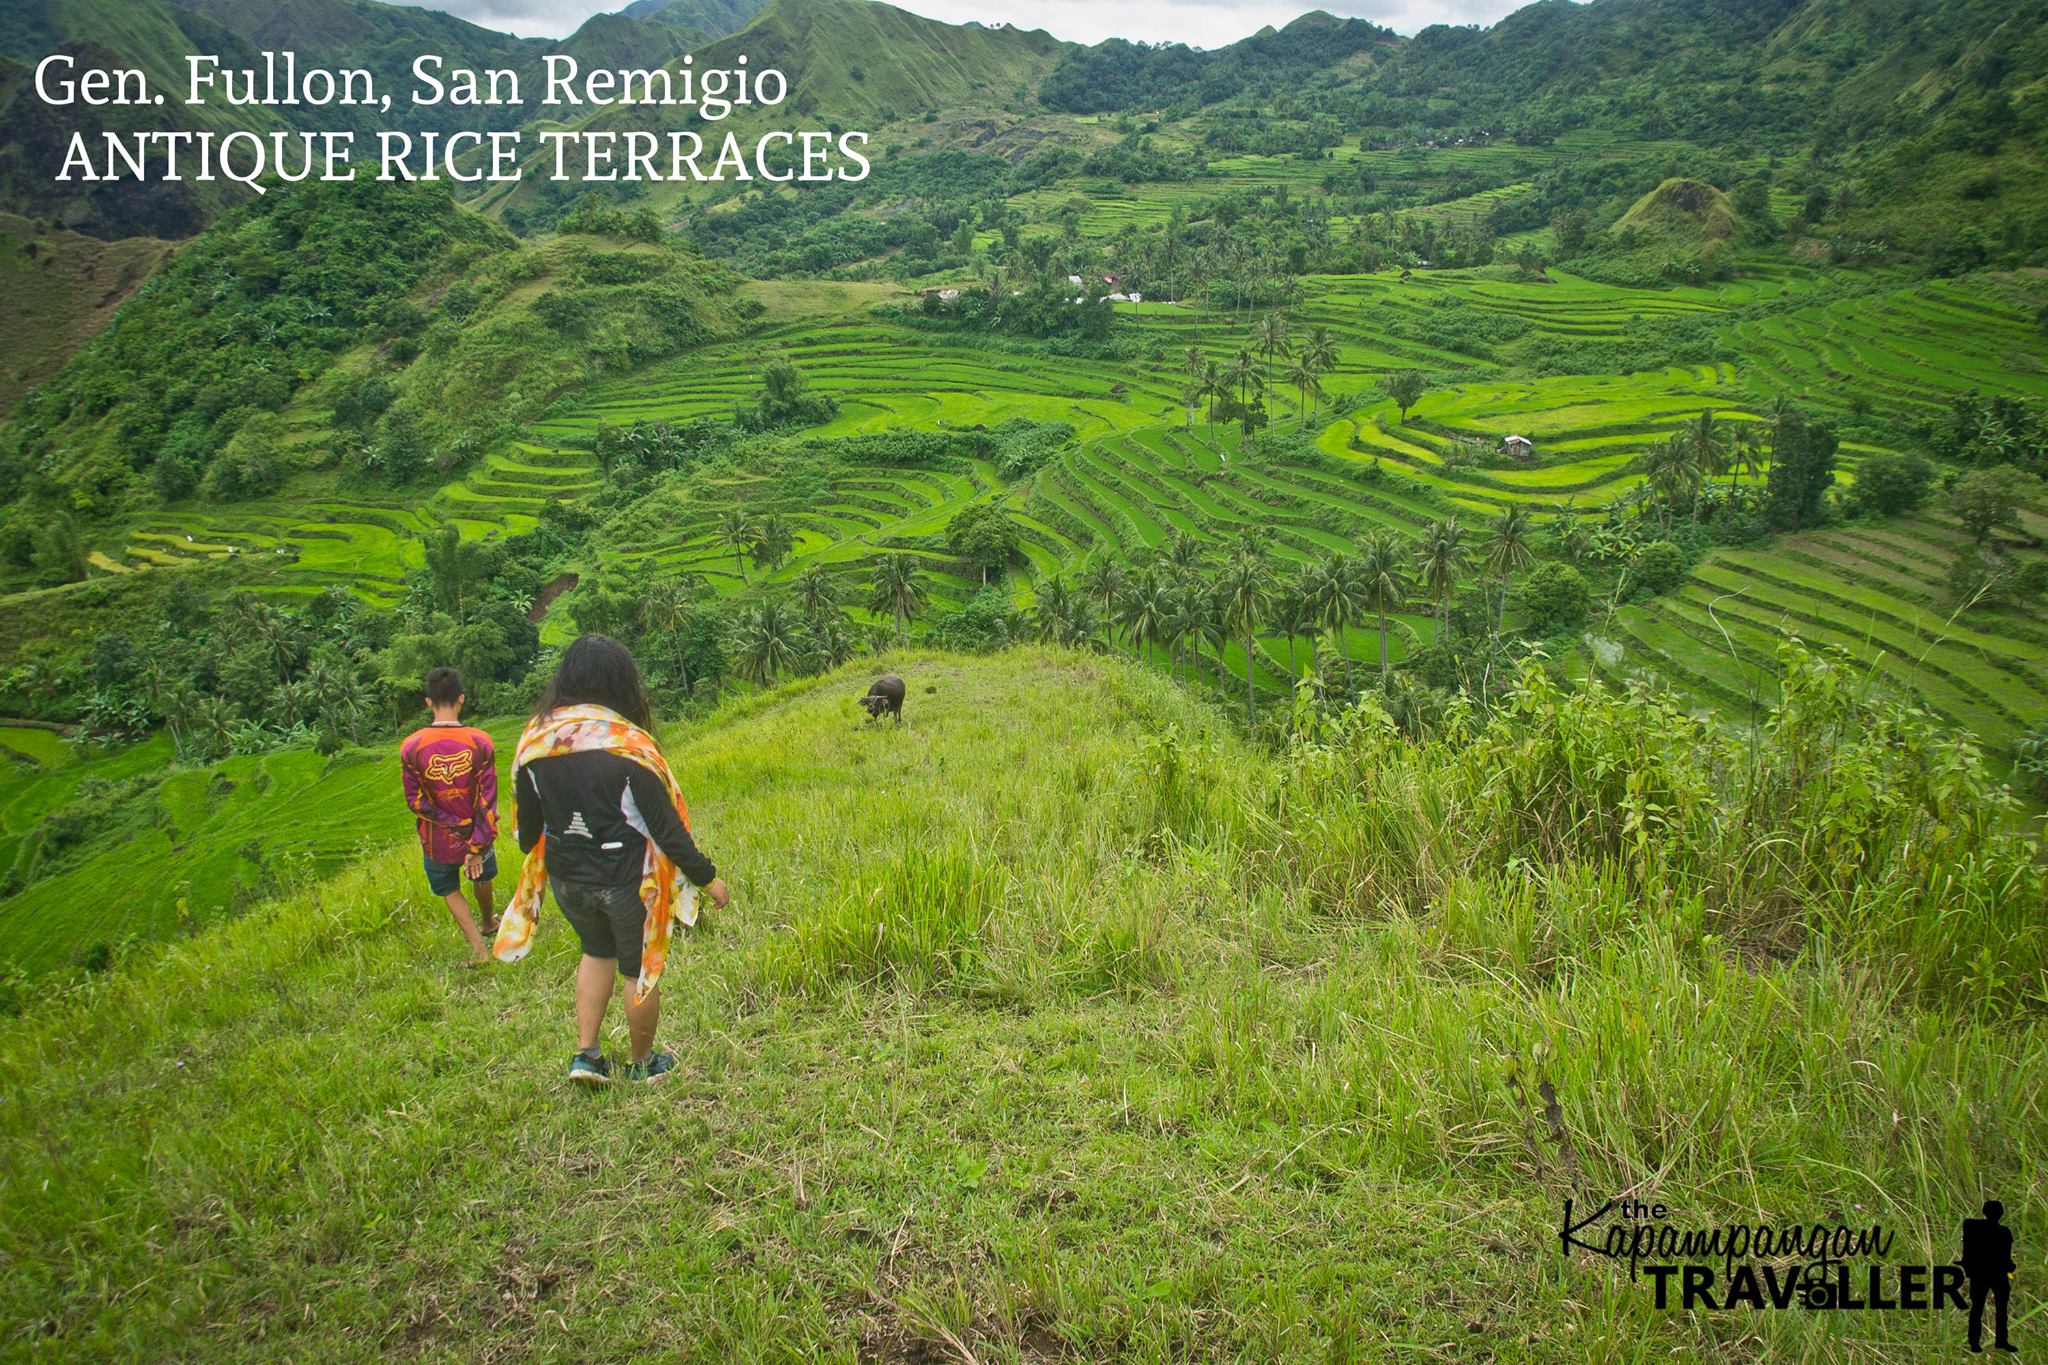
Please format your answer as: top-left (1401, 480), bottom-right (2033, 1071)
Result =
top-left (408, 0), bottom-right (1526, 47)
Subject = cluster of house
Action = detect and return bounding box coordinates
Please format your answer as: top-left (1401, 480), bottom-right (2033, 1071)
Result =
top-left (920, 275), bottom-right (1145, 306)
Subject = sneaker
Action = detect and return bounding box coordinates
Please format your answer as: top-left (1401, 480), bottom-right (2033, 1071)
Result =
top-left (568, 1051), bottom-right (612, 1087)
top-left (622, 1051), bottom-right (677, 1084)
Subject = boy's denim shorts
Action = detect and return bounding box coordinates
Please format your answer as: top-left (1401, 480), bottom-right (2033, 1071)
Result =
top-left (423, 848), bottom-right (497, 897)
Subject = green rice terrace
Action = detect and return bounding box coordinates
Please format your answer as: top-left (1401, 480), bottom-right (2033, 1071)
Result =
top-left (63, 255), bottom-right (2048, 759)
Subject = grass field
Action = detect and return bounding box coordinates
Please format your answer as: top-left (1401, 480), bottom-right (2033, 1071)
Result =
top-left (0, 649), bottom-right (2037, 1360)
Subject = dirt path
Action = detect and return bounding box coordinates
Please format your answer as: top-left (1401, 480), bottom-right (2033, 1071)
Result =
top-left (527, 572), bottom-right (579, 623)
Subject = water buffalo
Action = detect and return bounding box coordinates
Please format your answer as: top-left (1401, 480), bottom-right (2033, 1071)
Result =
top-left (860, 674), bottom-right (906, 724)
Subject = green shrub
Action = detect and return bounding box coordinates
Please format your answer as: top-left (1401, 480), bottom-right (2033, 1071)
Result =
top-left (1633, 540), bottom-right (1686, 593)
top-left (1852, 452), bottom-right (1935, 516)
top-left (1517, 562), bottom-right (1591, 633)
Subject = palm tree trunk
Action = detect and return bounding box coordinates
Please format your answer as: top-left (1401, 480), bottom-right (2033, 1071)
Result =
top-left (1378, 611), bottom-right (1389, 683)
top-left (1244, 628), bottom-right (1257, 726)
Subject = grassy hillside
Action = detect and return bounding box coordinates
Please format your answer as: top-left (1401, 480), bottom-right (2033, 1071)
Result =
top-left (0, 648), bottom-right (2039, 1358)
top-left (0, 213), bottom-right (172, 417)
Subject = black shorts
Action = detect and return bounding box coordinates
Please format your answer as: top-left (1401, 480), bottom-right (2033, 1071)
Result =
top-left (553, 878), bottom-right (646, 977)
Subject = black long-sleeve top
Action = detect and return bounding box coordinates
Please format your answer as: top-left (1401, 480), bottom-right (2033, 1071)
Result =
top-left (514, 750), bottom-right (716, 888)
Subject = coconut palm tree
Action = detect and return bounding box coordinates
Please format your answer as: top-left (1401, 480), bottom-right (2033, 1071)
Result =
top-left (1226, 348), bottom-right (1260, 410)
top-left (1272, 577), bottom-right (1314, 680)
top-left (809, 610), bottom-right (859, 672)
top-left (1301, 325), bottom-right (1338, 384)
top-left (1640, 435), bottom-right (1704, 528)
top-left (1116, 567), bottom-right (1173, 668)
top-left (188, 694), bottom-right (236, 762)
top-left (868, 555), bottom-right (928, 645)
top-left (735, 597), bottom-right (805, 683)
top-left (751, 514), bottom-right (796, 575)
top-left (1301, 553), bottom-right (1365, 664)
top-left (1180, 347), bottom-right (1207, 430)
top-left (1255, 312), bottom-right (1291, 417)
top-left (1165, 529), bottom-right (1205, 578)
top-left (717, 509), bottom-right (757, 583)
top-left (1355, 531), bottom-right (1411, 683)
top-left (1160, 582), bottom-right (1202, 686)
top-left (1732, 422), bottom-right (1765, 490)
top-left (1077, 557), bottom-right (1126, 649)
top-left (1287, 352), bottom-right (1326, 430)
top-left (1483, 506), bottom-right (1536, 635)
top-left (1032, 577), bottom-right (1081, 645)
top-left (1686, 410), bottom-right (1730, 490)
top-left (1199, 361), bottom-right (1224, 447)
top-left (1215, 551), bottom-right (1273, 725)
top-left (793, 564), bottom-right (838, 620)
top-left (1414, 518), bottom-right (1470, 639)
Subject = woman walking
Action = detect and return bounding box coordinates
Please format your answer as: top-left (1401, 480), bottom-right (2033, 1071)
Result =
top-left (495, 635), bottom-right (730, 1086)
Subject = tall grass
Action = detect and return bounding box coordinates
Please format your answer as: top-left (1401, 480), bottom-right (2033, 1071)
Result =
top-left (1261, 641), bottom-right (2047, 1013)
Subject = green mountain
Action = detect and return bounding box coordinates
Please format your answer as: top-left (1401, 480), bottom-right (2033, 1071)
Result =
top-left (0, 212), bottom-right (172, 414)
top-left (701, 0), bottom-right (1065, 121)
top-left (1039, 10), bottom-right (1399, 115)
top-left (161, 0), bottom-right (556, 137)
top-left (485, 0), bottom-right (1072, 228)
top-left (0, 180), bottom-right (736, 515)
top-left (621, 0), bottom-right (772, 40)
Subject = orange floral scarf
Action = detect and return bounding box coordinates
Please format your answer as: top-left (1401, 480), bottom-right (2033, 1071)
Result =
top-left (492, 704), bottom-right (699, 1001)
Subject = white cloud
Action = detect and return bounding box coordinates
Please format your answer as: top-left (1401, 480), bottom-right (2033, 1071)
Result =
top-left (388, 0), bottom-right (1526, 46)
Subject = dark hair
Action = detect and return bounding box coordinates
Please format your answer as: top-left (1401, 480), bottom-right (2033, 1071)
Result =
top-left (535, 635), bottom-right (653, 730)
top-left (424, 666), bottom-right (465, 706)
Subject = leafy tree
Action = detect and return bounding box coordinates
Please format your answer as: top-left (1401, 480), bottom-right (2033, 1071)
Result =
top-left (1852, 452), bottom-right (1936, 517)
top-left (1385, 370), bottom-right (1426, 424)
top-left (752, 359), bottom-right (838, 431)
top-left (1634, 540), bottom-right (1688, 594)
top-left (1763, 413), bottom-right (1838, 532)
top-left (1519, 562), bottom-right (1592, 634)
top-left (1950, 465), bottom-right (2046, 544)
top-left (950, 504), bottom-right (1021, 585)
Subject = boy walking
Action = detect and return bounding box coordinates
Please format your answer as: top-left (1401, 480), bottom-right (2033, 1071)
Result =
top-left (401, 667), bottom-right (499, 967)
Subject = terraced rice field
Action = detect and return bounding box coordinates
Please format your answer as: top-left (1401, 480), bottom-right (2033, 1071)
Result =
top-left (70, 443), bottom-right (588, 608)
top-left (51, 255), bottom-right (2048, 754)
top-left (1593, 510), bottom-right (2048, 757)
top-left (0, 721), bottom-right (522, 977)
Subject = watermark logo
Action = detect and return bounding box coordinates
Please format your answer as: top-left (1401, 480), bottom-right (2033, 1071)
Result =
top-left (1559, 1196), bottom-right (2019, 1353)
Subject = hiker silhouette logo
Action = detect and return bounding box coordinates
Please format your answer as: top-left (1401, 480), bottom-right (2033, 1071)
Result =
top-left (1557, 1195), bottom-right (2021, 1352)
top-left (1961, 1202), bottom-right (2018, 1355)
